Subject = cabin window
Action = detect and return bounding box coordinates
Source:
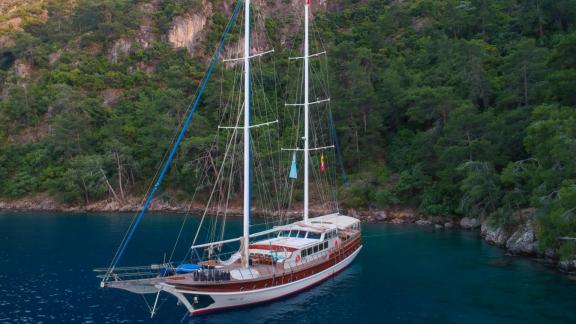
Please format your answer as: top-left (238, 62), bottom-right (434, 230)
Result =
top-left (307, 232), bottom-right (321, 240)
top-left (324, 241), bottom-right (328, 249)
top-left (307, 247), bottom-right (312, 255)
top-left (325, 230), bottom-right (336, 239)
top-left (302, 250), bottom-right (307, 257)
top-left (290, 231), bottom-right (299, 238)
top-left (298, 231), bottom-right (307, 238)
top-left (314, 245), bottom-right (319, 253)
top-left (279, 231), bottom-right (290, 237)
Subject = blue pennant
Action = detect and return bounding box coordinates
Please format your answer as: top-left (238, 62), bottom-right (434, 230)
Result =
top-left (289, 152), bottom-right (298, 179)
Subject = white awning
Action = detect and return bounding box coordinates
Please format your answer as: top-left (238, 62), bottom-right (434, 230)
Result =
top-left (307, 213), bottom-right (360, 229)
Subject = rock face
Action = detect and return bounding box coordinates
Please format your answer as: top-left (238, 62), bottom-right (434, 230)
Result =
top-left (403, 214), bottom-right (416, 223)
top-left (48, 50), bottom-right (61, 66)
top-left (544, 248), bottom-right (558, 260)
top-left (14, 59), bottom-right (33, 79)
top-left (505, 221), bottom-right (537, 255)
top-left (109, 39), bottom-right (132, 63)
top-left (479, 209), bottom-right (539, 255)
top-left (460, 217), bottom-right (481, 229)
top-left (374, 211), bottom-right (388, 221)
top-left (481, 222), bottom-right (510, 246)
top-left (415, 219), bottom-right (432, 226)
top-left (390, 218), bottom-right (406, 224)
top-left (168, 8), bottom-right (211, 54)
top-left (558, 260), bottom-right (576, 273)
top-left (101, 89), bottom-right (124, 106)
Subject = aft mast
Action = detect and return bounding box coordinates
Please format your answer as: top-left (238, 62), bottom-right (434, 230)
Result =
top-left (303, 0), bottom-right (310, 222)
top-left (242, 0), bottom-right (251, 267)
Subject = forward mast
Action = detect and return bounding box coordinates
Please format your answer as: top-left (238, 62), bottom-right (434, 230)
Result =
top-left (242, 0), bottom-right (251, 268)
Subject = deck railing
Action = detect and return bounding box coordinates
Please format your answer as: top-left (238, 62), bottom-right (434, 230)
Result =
top-left (97, 238), bottom-right (361, 286)
top-left (94, 263), bottom-right (175, 283)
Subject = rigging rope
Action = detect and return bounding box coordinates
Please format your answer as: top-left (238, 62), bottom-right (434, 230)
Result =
top-left (328, 110), bottom-right (348, 185)
top-left (103, 0), bottom-right (243, 281)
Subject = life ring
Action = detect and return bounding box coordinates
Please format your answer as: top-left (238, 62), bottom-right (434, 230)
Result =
top-left (295, 255), bottom-right (301, 263)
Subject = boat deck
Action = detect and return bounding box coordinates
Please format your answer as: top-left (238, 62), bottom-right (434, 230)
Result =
top-left (166, 248), bottom-right (332, 285)
top-left (165, 235), bottom-right (362, 293)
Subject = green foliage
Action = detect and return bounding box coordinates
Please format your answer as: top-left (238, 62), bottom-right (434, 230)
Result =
top-left (3, 171), bottom-right (39, 197)
top-left (535, 181), bottom-right (576, 259)
top-left (47, 155), bottom-right (110, 203)
top-left (1, 0), bottom-right (576, 254)
top-left (374, 189), bottom-right (399, 208)
top-left (340, 163), bottom-right (397, 208)
top-left (0, 84), bottom-right (49, 128)
top-left (308, 1), bottom-right (576, 260)
top-left (457, 161), bottom-right (501, 219)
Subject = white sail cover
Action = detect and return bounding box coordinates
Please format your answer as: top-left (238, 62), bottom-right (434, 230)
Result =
top-left (230, 268), bottom-right (260, 280)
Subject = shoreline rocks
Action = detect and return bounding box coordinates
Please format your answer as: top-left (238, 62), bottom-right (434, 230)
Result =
top-left (0, 197), bottom-right (571, 275)
top-left (558, 260), bottom-right (576, 273)
top-left (415, 219), bottom-right (432, 226)
top-left (505, 221), bottom-right (537, 255)
top-left (459, 217), bottom-right (481, 229)
top-left (476, 212), bottom-right (572, 274)
top-left (481, 222), bottom-right (511, 247)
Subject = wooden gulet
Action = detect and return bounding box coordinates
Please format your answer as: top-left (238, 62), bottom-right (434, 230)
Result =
top-left (95, 0), bottom-right (362, 317)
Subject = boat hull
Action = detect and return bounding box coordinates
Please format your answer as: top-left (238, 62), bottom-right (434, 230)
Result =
top-left (162, 244), bottom-right (362, 315)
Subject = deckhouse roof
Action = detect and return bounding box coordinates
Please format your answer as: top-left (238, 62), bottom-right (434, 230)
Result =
top-left (254, 237), bottom-right (319, 250)
top-left (305, 213), bottom-right (360, 230)
top-left (275, 213), bottom-right (360, 233)
top-left (250, 214), bottom-right (360, 253)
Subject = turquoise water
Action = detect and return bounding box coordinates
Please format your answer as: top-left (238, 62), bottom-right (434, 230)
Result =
top-left (1, 212), bottom-right (575, 323)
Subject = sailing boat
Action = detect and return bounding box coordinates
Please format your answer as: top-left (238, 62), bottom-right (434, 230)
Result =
top-left (96, 0), bottom-right (362, 316)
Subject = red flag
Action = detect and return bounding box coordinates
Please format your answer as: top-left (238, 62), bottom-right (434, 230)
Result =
top-left (306, 0), bottom-right (310, 5)
top-left (320, 153), bottom-right (325, 173)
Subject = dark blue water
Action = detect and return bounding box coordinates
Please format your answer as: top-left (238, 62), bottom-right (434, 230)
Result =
top-left (1, 212), bottom-right (575, 323)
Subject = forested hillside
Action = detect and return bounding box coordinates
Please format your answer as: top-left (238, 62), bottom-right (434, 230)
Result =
top-left (0, 0), bottom-right (575, 257)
